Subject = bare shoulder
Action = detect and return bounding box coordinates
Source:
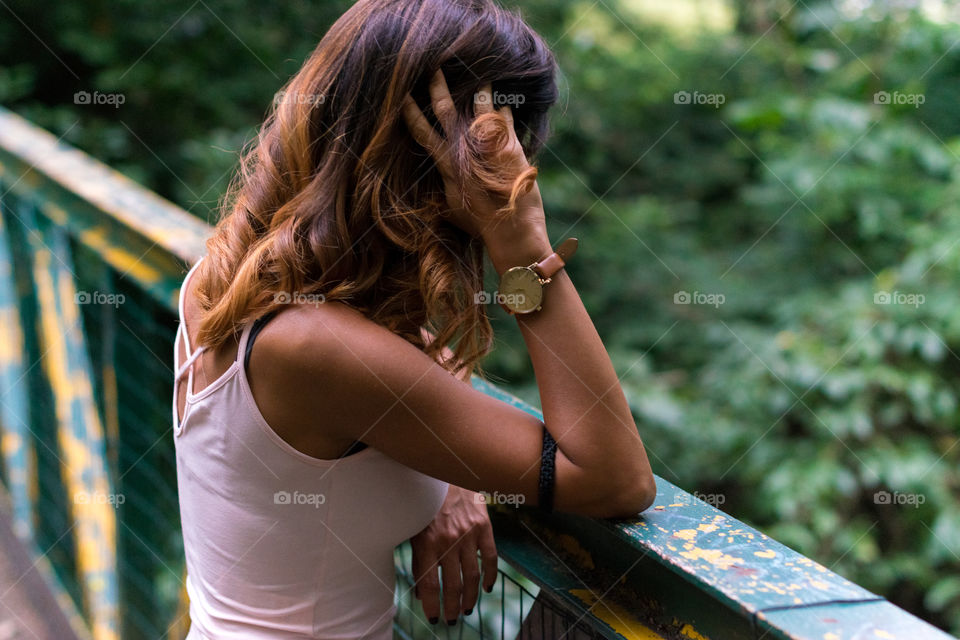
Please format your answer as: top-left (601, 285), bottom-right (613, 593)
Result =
top-left (255, 301), bottom-right (419, 373)
top-left (250, 301), bottom-right (436, 409)
top-left (244, 299), bottom-right (475, 460)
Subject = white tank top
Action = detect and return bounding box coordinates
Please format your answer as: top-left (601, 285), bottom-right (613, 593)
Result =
top-left (173, 256), bottom-right (449, 639)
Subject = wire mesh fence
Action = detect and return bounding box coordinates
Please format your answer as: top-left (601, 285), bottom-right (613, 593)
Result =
top-left (393, 542), bottom-right (611, 640)
top-left (0, 186), bottom-right (185, 639)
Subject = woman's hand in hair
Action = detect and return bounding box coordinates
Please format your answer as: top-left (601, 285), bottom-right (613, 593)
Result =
top-left (401, 69), bottom-right (547, 244)
top-left (409, 484), bottom-right (498, 625)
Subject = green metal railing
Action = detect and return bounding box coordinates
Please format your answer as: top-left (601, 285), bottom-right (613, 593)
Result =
top-left (0, 105), bottom-right (954, 640)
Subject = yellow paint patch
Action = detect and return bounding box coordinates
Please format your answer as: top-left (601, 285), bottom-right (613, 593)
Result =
top-left (0, 309), bottom-right (24, 366)
top-left (674, 529), bottom-right (699, 540)
top-left (679, 547), bottom-right (744, 570)
top-left (824, 633), bottom-right (840, 640)
top-left (43, 202), bottom-right (69, 225)
top-left (754, 549), bottom-right (776, 559)
top-left (680, 623), bottom-right (710, 640)
top-left (1, 432), bottom-right (21, 454)
top-left (761, 581), bottom-right (789, 595)
top-left (697, 524), bottom-right (718, 533)
top-left (874, 631), bottom-right (895, 639)
top-left (568, 589), bottom-right (667, 640)
top-left (79, 228), bottom-right (161, 284)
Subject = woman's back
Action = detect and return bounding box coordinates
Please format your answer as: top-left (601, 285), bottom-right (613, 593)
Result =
top-left (174, 257), bottom-right (448, 639)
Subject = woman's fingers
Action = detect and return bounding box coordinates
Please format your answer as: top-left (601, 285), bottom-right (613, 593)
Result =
top-left (402, 94), bottom-right (452, 174)
top-left (478, 523), bottom-right (499, 594)
top-left (429, 69), bottom-right (457, 137)
top-left (410, 543), bottom-right (422, 601)
top-left (474, 83), bottom-right (494, 116)
top-left (414, 548), bottom-right (442, 623)
top-left (439, 555), bottom-right (464, 624)
top-left (501, 103), bottom-right (516, 128)
top-left (459, 546), bottom-right (481, 615)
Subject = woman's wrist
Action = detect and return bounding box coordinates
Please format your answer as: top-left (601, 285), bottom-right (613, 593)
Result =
top-left (482, 216), bottom-right (551, 277)
top-left (485, 233), bottom-right (552, 276)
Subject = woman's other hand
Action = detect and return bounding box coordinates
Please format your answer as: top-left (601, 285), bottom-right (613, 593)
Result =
top-left (409, 484), bottom-right (498, 625)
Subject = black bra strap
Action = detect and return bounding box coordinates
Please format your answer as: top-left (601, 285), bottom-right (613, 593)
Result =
top-left (244, 309), bottom-right (280, 372)
top-left (244, 309), bottom-right (367, 459)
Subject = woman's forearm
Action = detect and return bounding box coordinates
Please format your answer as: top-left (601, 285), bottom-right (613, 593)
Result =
top-left (483, 222), bottom-right (654, 511)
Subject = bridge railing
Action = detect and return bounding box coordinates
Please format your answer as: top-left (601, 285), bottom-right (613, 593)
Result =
top-left (0, 106), bottom-right (953, 640)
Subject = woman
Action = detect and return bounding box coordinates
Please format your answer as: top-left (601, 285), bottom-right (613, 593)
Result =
top-left (172, 0), bottom-right (657, 637)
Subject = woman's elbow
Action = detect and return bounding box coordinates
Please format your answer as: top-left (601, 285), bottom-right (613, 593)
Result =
top-left (604, 470), bottom-right (657, 518)
top-left (565, 469), bottom-right (657, 519)
top-left (555, 452), bottom-right (657, 518)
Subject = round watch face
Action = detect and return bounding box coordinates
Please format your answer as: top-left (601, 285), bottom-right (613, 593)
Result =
top-left (499, 267), bottom-right (543, 313)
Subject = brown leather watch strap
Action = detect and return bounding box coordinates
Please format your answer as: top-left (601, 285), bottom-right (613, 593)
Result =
top-left (533, 237), bottom-right (578, 280)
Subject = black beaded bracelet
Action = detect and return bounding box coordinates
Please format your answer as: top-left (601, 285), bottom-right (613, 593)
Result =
top-left (538, 426), bottom-right (558, 512)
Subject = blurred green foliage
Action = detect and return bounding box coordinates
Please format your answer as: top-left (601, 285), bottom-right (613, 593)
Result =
top-left (1, 0), bottom-right (958, 633)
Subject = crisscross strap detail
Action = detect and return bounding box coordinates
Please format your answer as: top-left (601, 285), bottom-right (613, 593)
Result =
top-left (173, 257), bottom-right (208, 429)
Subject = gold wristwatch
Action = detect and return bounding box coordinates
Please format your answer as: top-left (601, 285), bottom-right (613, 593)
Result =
top-left (497, 238), bottom-right (578, 315)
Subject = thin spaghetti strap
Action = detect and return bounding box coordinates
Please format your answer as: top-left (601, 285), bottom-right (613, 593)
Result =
top-left (176, 348), bottom-right (205, 384)
top-left (174, 260), bottom-right (205, 430)
top-left (172, 323), bottom-right (184, 428)
top-left (179, 256), bottom-right (205, 359)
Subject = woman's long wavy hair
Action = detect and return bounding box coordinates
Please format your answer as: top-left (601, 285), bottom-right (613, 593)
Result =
top-left (193, 0), bottom-right (559, 378)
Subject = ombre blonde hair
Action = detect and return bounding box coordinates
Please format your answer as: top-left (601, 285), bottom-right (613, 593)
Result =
top-left (193, 0), bottom-right (558, 378)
